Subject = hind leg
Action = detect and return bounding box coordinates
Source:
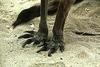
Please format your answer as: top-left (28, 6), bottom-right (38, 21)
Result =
top-left (19, 0), bottom-right (48, 48)
top-left (47, 0), bottom-right (76, 56)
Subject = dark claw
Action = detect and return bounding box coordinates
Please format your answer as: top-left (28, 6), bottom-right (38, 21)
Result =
top-left (48, 48), bottom-right (57, 57)
top-left (33, 41), bottom-right (40, 44)
top-left (37, 42), bottom-right (49, 53)
top-left (37, 47), bottom-right (47, 53)
top-left (58, 42), bottom-right (65, 52)
top-left (37, 45), bottom-right (49, 53)
top-left (18, 34), bottom-right (33, 39)
top-left (37, 44), bottom-right (44, 47)
top-left (22, 44), bottom-right (26, 48)
top-left (59, 45), bottom-right (64, 52)
top-left (22, 38), bottom-right (34, 48)
top-left (48, 45), bottom-right (58, 57)
top-left (24, 31), bottom-right (35, 34)
top-left (46, 40), bottom-right (64, 56)
top-left (37, 42), bottom-right (44, 47)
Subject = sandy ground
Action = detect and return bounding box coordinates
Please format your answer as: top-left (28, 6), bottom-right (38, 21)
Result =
top-left (0, 0), bottom-right (100, 67)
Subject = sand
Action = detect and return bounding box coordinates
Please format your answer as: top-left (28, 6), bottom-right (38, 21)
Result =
top-left (0, 0), bottom-right (100, 67)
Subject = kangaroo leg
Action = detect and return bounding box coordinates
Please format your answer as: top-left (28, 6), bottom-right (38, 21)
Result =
top-left (47, 0), bottom-right (75, 56)
top-left (19, 0), bottom-right (49, 48)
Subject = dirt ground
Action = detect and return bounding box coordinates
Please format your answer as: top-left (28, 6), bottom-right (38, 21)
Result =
top-left (0, 0), bottom-right (100, 67)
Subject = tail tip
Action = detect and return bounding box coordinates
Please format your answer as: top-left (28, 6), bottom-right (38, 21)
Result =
top-left (12, 22), bottom-right (17, 29)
